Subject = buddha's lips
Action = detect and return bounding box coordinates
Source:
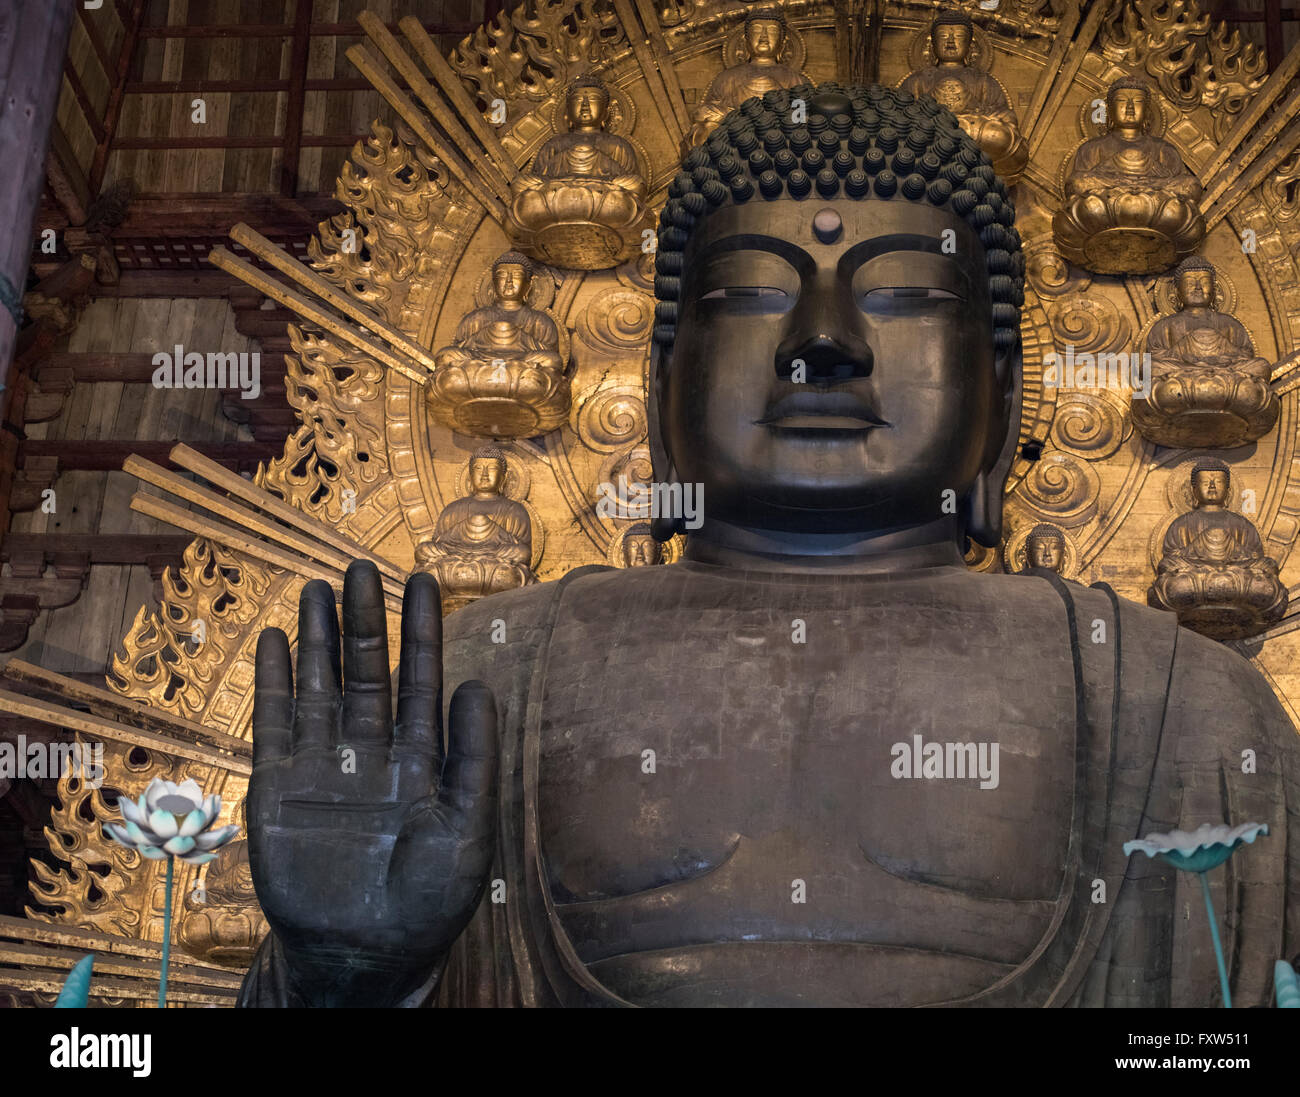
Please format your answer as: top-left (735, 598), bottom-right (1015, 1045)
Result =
top-left (757, 391), bottom-right (887, 431)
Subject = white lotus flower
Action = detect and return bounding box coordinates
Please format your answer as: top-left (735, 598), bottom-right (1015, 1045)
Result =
top-left (105, 777), bottom-right (239, 864)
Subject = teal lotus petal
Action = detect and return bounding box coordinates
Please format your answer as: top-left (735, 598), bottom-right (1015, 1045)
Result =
top-left (123, 819), bottom-right (156, 847)
top-left (137, 845), bottom-right (167, 860)
top-left (177, 850), bottom-right (219, 865)
top-left (148, 808), bottom-right (179, 838)
top-left (1123, 822), bottom-right (1269, 873)
top-left (176, 778), bottom-right (203, 803)
top-left (54, 955), bottom-right (94, 1008)
top-left (118, 796), bottom-right (145, 828)
top-left (178, 808), bottom-right (207, 837)
top-left (193, 824), bottom-right (239, 851)
top-left (162, 834), bottom-right (196, 855)
top-left (144, 779), bottom-right (171, 813)
top-left (1276, 961), bottom-right (1300, 1008)
top-left (104, 823), bottom-right (135, 849)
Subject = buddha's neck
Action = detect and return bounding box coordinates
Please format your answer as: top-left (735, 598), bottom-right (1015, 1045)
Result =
top-left (682, 515), bottom-right (969, 576)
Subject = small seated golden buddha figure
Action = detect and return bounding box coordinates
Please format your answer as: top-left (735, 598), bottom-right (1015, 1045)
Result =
top-left (620, 522), bottom-right (664, 568)
top-left (1053, 76), bottom-right (1204, 275)
top-left (428, 252), bottom-right (570, 438)
top-left (683, 9), bottom-right (808, 153)
top-left (1131, 257), bottom-right (1278, 449)
top-left (414, 446), bottom-right (537, 613)
top-left (1021, 523), bottom-right (1067, 575)
top-left (1147, 459), bottom-right (1287, 640)
top-left (177, 819), bottom-right (268, 968)
top-left (509, 76), bottom-right (649, 271)
top-left (898, 10), bottom-right (1028, 184)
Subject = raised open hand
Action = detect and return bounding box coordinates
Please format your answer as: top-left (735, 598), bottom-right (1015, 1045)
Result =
top-left (247, 559), bottom-right (498, 1006)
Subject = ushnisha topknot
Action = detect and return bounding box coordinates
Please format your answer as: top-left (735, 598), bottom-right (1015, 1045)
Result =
top-left (652, 81), bottom-right (1025, 355)
top-left (492, 250), bottom-right (539, 277)
top-left (932, 9), bottom-right (974, 28)
top-left (472, 444), bottom-right (508, 462)
top-left (1109, 73), bottom-right (1152, 95)
top-left (1028, 522), bottom-right (1066, 541)
top-left (1192, 456), bottom-right (1231, 478)
top-left (745, 6), bottom-right (788, 32)
top-left (1174, 255), bottom-right (1216, 276)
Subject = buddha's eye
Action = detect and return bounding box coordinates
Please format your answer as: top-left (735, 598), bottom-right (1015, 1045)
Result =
top-left (861, 286), bottom-right (963, 313)
top-left (701, 286), bottom-right (789, 299)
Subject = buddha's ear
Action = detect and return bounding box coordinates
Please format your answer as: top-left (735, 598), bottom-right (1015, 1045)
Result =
top-left (966, 339), bottom-right (1023, 548)
top-left (646, 341), bottom-right (684, 542)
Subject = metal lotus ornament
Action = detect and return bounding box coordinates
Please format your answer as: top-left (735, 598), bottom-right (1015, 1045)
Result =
top-left (106, 778), bottom-right (239, 864)
top-left (1124, 822), bottom-right (1269, 1007)
top-left (106, 778), bottom-right (240, 1006)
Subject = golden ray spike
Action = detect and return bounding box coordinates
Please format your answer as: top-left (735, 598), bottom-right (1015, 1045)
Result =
top-left (228, 222), bottom-right (437, 372)
top-left (397, 15), bottom-right (519, 182)
top-left (128, 492), bottom-right (406, 617)
top-left (1027, 0), bottom-right (1115, 156)
top-left (1203, 112), bottom-right (1300, 229)
top-left (346, 42), bottom-right (508, 221)
top-left (1, 659), bottom-right (251, 758)
top-left (0, 688), bottom-right (252, 776)
top-left (1020, 0), bottom-right (1083, 137)
top-left (167, 443), bottom-right (407, 584)
top-left (612, 0), bottom-right (686, 144)
top-left (1201, 86), bottom-right (1300, 212)
top-left (631, 0), bottom-right (692, 137)
top-left (124, 455), bottom-right (408, 605)
top-left (357, 12), bottom-right (513, 204)
top-left (1200, 36), bottom-right (1300, 185)
top-left (206, 246), bottom-right (429, 387)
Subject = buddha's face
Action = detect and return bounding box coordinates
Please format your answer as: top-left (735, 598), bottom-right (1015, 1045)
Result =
top-left (1027, 534), bottom-right (1064, 571)
top-left (470, 457), bottom-right (506, 495)
top-left (567, 86), bottom-right (609, 130)
top-left (1177, 268), bottom-right (1214, 309)
top-left (622, 534), bottom-right (661, 567)
top-left (661, 198), bottom-right (1008, 536)
top-left (745, 19), bottom-right (784, 62)
top-left (932, 22), bottom-right (973, 64)
top-left (1193, 469), bottom-right (1229, 507)
top-left (1108, 87), bottom-right (1149, 132)
top-left (493, 263), bottom-right (529, 304)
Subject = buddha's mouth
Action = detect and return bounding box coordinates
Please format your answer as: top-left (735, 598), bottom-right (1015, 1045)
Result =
top-left (756, 391), bottom-right (887, 432)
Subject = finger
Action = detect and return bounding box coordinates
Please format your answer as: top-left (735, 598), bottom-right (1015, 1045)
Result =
top-left (394, 571), bottom-right (442, 760)
top-left (252, 627), bottom-right (292, 766)
top-left (435, 681), bottom-right (498, 838)
top-left (292, 579), bottom-right (340, 750)
top-left (341, 560), bottom-right (392, 743)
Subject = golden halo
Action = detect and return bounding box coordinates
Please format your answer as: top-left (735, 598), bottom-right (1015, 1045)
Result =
top-left (721, 14), bottom-right (808, 71)
top-left (1152, 262), bottom-right (1240, 321)
top-left (455, 448), bottom-right (532, 503)
top-left (906, 19), bottom-right (993, 74)
top-left (1077, 86), bottom-right (1167, 139)
top-left (550, 78), bottom-right (637, 138)
top-left (473, 254), bottom-right (559, 311)
top-left (605, 525), bottom-right (684, 567)
top-left (1003, 521), bottom-right (1078, 577)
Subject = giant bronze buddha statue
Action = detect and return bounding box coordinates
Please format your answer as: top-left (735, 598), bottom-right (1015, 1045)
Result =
top-left (240, 83), bottom-right (1300, 1008)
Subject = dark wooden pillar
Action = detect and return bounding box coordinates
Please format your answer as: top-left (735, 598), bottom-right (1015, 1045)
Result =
top-left (0, 0), bottom-right (77, 391)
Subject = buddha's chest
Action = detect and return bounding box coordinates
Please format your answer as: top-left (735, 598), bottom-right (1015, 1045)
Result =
top-left (536, 578), bottom-right (1077, 916)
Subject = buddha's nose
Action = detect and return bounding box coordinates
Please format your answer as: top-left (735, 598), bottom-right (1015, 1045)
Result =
top-left (775, 333), bottom-right (873, 384)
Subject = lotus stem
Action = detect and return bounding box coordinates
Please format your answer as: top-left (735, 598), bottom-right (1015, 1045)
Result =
top-left (1199, 870), bottom-right (1232, 1008)
top-left (159, 855), bottom-right (174, 1009)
